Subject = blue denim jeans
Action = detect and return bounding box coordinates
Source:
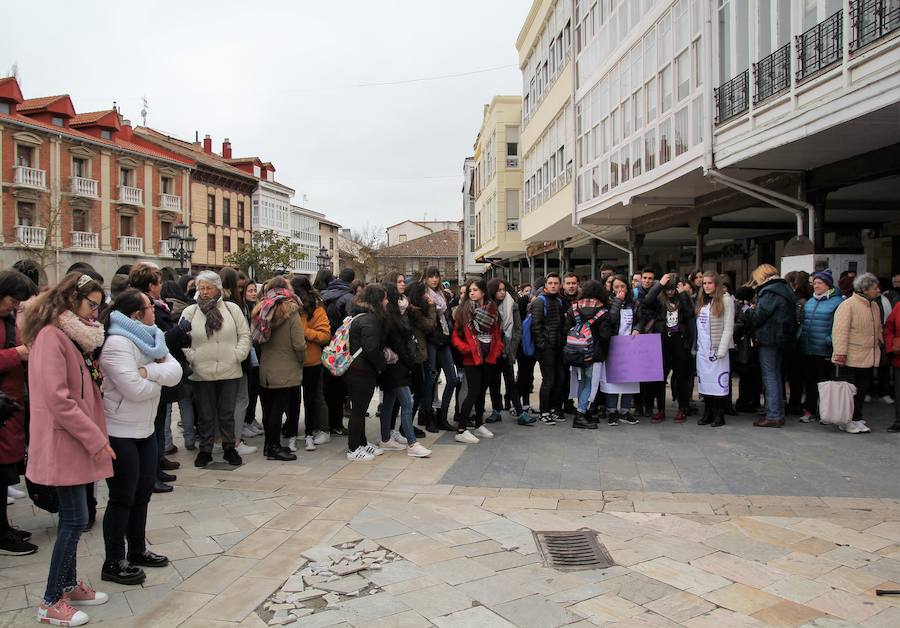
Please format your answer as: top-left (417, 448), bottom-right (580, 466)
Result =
top-left (605, 393), bottom-right (632, 411)
top-left (381, 386), bottom-right (415, 444)
top-left (178, 380), bottom-right (196, 447)
top-left (574, 367), bottom-right (593, 413)
top-left (424, 344), bottom-right (458, 419)
top-left (759, 345), bottom-right (784, 420)
top-left (44, 484), bottom-right (89, 604)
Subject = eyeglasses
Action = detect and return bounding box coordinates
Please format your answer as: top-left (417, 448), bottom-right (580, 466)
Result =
top-left (85, 296), bottom-right (102, 312)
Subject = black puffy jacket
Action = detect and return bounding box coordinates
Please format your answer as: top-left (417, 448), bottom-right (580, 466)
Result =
top-left (379, 317), bottom-right (416, 390)
top-left (321, 279), bottom-right (355, 334)
top-left (348, 304), bottom-right (386, 375)
top-left (529, 293), bottom-right (568, 352)
top-left (637, 282), bottom-right (695, 350)
top-left (748, 278), bottom-right (797, 347)
top-left (153, 299), bottom-right (191, 403)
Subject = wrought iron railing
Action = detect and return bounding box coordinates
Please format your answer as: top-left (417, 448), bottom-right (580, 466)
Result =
top-left (796, 11), bottom-right (843, 81)
top-left (850, 0), bottom-right (900, 51)
top-left (753, 44), bottom-right (791, 104)
top-left (714, 69), bottom-right (749, 124)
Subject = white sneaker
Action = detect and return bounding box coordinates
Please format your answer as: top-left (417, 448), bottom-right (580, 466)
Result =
top-left (346, 446), bottom-right (374, 461)
top-left (312, 430), bottom-right (331, 445)
top-left (390, 430), bottom-right (408, 445)
top-left (251, 420), bottom-right (263, 433)
top-left (7, 486), bottom-right (25, 499)
top-left (882, 395), bottom-right (894, 404)
top-left (455, 430), bottom-right (479, 444)
top-left (364, 444), bottom-right (384, 457)
top-left (379, 438), bottom-right (406, 451)
top-left (864, 395), bottom-right (871, 402)
top-left (6, 495), bottom-right (12, 505)
top-left (474, 425), bottom-right (494, 439)
top-left (241, 425), bottom-right (257, 439)
top-left (407, 442), bottom-right (432, 458)
top-left (305, 436), bottom-right (316, 451)
top-left (285, 436), bottom-right (297, 453)
top-left (236, 441), bottom-right (257, 455)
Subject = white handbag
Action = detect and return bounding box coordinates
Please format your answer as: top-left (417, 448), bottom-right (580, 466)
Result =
top-left (817, 379), bottom-right (856, 427)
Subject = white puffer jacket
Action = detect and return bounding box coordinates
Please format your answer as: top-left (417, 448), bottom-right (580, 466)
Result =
top-left (100, 336), bottom-right (182, 439)
top-left (181, 300), bottom-right (251, 382)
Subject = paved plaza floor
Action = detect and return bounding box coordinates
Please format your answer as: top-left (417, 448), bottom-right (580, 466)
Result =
top-left (1, 394), bottom-right (899, 627)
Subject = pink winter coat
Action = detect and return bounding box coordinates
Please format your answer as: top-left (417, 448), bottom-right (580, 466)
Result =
top-left (25, 325), bottom-right (112, 487)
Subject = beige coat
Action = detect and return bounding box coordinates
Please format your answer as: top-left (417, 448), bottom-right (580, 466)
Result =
top-left (258, 303), bottom-right (306, 389)
top-left (831, 293), bottom-right (883, 368)
top-left (182, 300), bottom-right (251, 381)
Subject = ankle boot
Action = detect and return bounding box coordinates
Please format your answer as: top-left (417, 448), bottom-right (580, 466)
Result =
top-left (585, 409), bottom-right (599, 425)
top-left (572, 412), bottom-right (597, 430)
top-left (711, 400), bottom-right (726, 427)
top-left (436, 410), bottom-right (456, 431)
top-left (697, 402), bottom-right (713, 425)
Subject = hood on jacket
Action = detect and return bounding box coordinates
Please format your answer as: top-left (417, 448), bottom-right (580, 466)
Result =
top-left (321, 279), bottom-right (354, 304)
top-left (757, 277), bottom-right (795, 301)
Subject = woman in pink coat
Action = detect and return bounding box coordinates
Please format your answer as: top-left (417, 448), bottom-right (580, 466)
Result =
top-left (22, 272), bottom-right (114, 627)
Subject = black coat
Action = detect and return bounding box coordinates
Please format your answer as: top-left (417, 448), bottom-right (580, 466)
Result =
top-left (154, 299), bottom-right (191, 403)
top-left (379, 317), bottom-right (416, 390)
top-left (638, 282), bottom-right (695, 351)
top-left (348, 304), bottom-right (386, 375)
top-left (321, 279), bottom-right (355, 334)
top-left (529, 293), bottom-right (568, 353)
top-left (748, 278), bottom-right (797, 347)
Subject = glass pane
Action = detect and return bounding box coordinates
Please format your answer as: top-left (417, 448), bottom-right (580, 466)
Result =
top-left (661, 65), bottom-right (673, 111)
top-left (647, 77), bottom-right (658, 121)
top-left (675, 107), bottom-right (689, 156)
top-left (659, 118), bottom-right (672, 164)
top-left (644, 130), bottom-right (656, 171)
top-left (692, 95), bottom-right (704, 145)
top-left (676, 51), bottom-right (690, 101)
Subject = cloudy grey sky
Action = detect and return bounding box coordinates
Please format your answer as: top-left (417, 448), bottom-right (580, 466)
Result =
top-left (2, 0), bottom-right (532, 231)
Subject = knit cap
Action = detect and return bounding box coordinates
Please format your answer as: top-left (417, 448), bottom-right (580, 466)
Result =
top-left (812, 268), bottom-right (834, 288)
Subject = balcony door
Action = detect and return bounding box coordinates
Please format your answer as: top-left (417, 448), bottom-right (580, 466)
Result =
top-left (73, 209), bottom-right (89, 233)
top-left (16, 202), bottom-right (35, 226)
top-left (120, 215), bottom-right (134, 237)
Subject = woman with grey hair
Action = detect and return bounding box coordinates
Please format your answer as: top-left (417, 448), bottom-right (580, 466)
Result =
top-left (832, 272), bottom-right (884, 431)
top-left (180, 271), bottom-right (251, 466)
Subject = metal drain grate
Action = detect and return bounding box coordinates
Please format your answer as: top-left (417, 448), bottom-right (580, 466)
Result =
top-left (533, 529), bottom-right (614, 571)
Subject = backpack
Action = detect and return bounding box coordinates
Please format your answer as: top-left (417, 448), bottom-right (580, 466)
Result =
top-left (321, 314), bottom-right (363, 376)
top-left (520, 295), bottom-right (549, 358)
top-left (563, 308), bottom-right (605, 366)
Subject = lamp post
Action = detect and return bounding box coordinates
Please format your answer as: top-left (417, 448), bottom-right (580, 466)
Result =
top-left (316, 245), bottom-right (331, 271)
top-left (167, 222), bottom-right (196, 273)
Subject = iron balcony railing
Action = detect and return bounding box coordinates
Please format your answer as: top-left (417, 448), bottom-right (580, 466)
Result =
top-left (850, 0), bottom-right (900, 51)
top-left (796, 10), bottom-right (843, 81)
top-left (753, 44), bottom-right (791, 104)
top-left (714, 69), bottom-right (749, 124)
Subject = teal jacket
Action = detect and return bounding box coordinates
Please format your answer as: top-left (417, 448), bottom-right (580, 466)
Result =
top-left (797, 289), bottom-right (843, 357)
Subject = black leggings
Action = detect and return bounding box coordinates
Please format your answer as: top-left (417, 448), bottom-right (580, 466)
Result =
top-left (538, 351), bottom-right (565, 413)
top-left (346, 369), bottom-right (376, 451)
top-left (489, 357), bottom-right (523, 415)
top-left (260, 386), bottom-right (292, 451)
top-left (244, 367), bottom-right (259, 424)
top-left (103, 435), bottom-right (156, 562)
top-left (323, 370), bottom-right (346, 432)
top-left (665, 335), bottom-right (694, 410)
top-left (458, 364), bottom-right (495, 432)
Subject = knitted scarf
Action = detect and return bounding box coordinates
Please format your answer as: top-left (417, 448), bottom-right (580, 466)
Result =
top-left (251, 288), bottom-right (300, 343)
top-left (57, 310), bottom-right (105, 390)
top-left (471, 300), bottom-right (497, 358)
top-left (106, 310), bottom-right (168, 360)
top-left (428, 287), bottom-right (449, 335)
top-left (197, 295), bottom-right (224, 338)
top-left (496, 294), bottom-right (515, 343)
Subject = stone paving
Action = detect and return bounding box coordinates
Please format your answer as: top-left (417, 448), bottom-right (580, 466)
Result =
top-left (0, 395), bottom-right (898, 627)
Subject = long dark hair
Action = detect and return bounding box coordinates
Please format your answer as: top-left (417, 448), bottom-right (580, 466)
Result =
top-left (406, 281), bottom-right (428, 309)
top-left (355, 284), bottom-right (386, 322)
top-left (486, 277), bottom-right (509, 305)
top-left (161, 280), bottom-right (189, 303)
top-left (0, 269), bottom-right (38, 304)
top-left (383, 283), bottom-right (410, 335)
top-left (101, 288), bottom-right (147, 329)
top-left (610, 274), bottom-right (633, 306)
top-left (291, 275), bottom-right (318, 317)
top-left (313, 268), bottom-right (333, 292)
top-left (219, 267), bottom-right (242, 307)
top-left (454, 278), bottom-right (488, 338)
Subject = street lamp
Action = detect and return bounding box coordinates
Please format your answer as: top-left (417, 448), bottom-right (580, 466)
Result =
top-left (316, 245), bottom-right (331, 270)
top-left (167, 222), bottom-right (196, 273)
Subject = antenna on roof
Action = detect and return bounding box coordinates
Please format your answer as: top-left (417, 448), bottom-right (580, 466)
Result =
top-left (112, 100), bottom-right (118, 113)
top-left (140, 96), bottom-right (149, 126)
top-left (8, 61), bottom-right (18, 81)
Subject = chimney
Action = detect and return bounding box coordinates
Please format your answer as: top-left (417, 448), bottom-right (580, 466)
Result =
top-left (119, 119), bottom-right (133, 141)
top-left (222, 138), bottom-right (232, 159)
top-left (202, 134), bottom-right (212, 154)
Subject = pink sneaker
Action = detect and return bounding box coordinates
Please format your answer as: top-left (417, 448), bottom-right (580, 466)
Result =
top-left (406, 442), bottom-right (432, 458)
top-left (64, 581), bottom-right (109, 606)
top-left (37, 599), bottom-right (89, 626)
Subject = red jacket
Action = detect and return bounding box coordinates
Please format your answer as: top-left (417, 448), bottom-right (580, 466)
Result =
top-left (884, 302), bottom-right (900, 368)
top-left (0, 317), bottom-right (25, 465)
top-left (451, 317), bottom-right (503, 366)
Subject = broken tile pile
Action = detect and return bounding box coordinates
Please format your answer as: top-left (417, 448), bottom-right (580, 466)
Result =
top-left (260, 537), bottom-right (399, 626)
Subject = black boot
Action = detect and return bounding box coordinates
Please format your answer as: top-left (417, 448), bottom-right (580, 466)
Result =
top-left (585, 408), bottom-right (599, 425)
top-left (572, 412), bottom-right (597, 430)
top-left (697, 402), bottom-right (713, 425)
top-left (711, 400), bottom-right (726, 427)
top-left (436, 409), bottom-right (456, 431)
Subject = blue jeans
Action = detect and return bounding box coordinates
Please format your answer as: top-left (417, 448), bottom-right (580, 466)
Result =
top-left (424, 344), bottom-right (458, 419)
top-left (381, 386), bottom-right (415, 444)
top-left (574, 367), bottom-right (593, 413)
top-left (606, 393), bottom-right (632, 411)
top-left (759, 345), bottom-right (784, 420)
top-left (44, 484), bottom-right (89, 604)
top-left (179, 380), bottom-right (196, 447)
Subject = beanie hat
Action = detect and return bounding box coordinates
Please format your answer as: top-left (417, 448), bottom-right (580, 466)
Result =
top-left (812, 269), bottom-right (834, 288)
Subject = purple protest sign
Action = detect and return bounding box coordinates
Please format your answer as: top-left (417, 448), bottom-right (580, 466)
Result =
top-left (605, 333), bottom-right (664, 383)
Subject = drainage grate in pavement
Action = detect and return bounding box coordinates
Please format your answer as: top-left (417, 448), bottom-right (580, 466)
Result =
top-left (533, 529), bottom-right (614, 571)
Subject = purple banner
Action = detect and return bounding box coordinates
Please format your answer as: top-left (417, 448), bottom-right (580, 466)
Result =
top-left (605, 333), bottom-right (664, 383)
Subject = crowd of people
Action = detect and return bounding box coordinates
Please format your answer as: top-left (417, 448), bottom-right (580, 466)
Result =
top-left (0, 256), bottom-right (898, 626)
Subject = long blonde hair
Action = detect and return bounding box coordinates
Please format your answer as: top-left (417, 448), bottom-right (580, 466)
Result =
top-left (751, 263), bottom-right (779, 288)
top-left (696, 271), bottom-right (726, 318)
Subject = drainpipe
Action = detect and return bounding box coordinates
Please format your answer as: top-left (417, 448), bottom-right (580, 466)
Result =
top-left (706, 170), bottom-right (814, 244)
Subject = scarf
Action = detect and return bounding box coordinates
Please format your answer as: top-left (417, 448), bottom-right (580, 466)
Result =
top-left (398, 295), bottom-right (409, 316)
top-left (251, 288), bottom-right (300, 343)
top-left (471, 300), bottom-right (497, 358)
top-left (107, 310), bottom-right (168, 360)
top-left (151, 295), bottom-right (170, 314)
top-left (496, 294), bottom-right (515, 343)
top-left (197, 295), bottom-right (224, 338)
top-left (428, 287), bottom-right (449, 335)
top-left (57, 310), bottom-right (105, 390)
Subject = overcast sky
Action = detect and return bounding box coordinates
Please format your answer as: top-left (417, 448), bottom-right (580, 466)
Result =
top-left (2, 0), bottom-right (532, 231)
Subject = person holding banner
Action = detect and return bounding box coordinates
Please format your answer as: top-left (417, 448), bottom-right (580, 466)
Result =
top-left (598, 275), bottom-right (640, 426)
top-left (695, 272), bottom-right (734, 427)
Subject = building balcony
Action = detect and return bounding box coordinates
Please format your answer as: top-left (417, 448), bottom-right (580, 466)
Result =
top-left (159, 193), bottom-right (181, 211)
top-left (13, 166), bottom-right (46, 190)
top-left (118, 236), bottom-right (143, 254)
top-left (715, 69), bottom-right (749, 124)
top-left (753, 44), bottom-right (791, 105)
top-left (71, 231), bottom-right (99, 249)
top-left (118, 186), bottom-right (143, 206)
top-left (797, 10), bottom-right (843, 82)
top-left (69, 176), bottom-right (98, 198)
top-left (16, 225), bottom-right (46, 247)
top-left (158, 240), bottom-right (174, 257)
top-left (851, 0), bottom-right (900, 51)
